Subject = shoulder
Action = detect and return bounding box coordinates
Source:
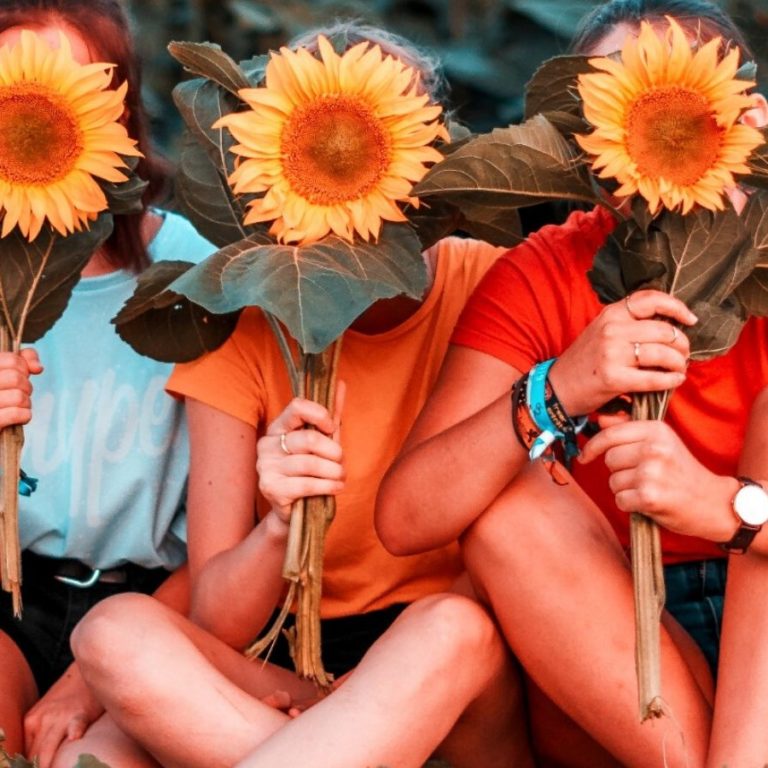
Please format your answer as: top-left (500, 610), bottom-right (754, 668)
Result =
top-left (427, 236), bottom-right (506, 296)
top-left (147, 210), bottom-right (217, 265)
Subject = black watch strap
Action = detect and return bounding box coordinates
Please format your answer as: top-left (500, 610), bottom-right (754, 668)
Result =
top-left (720, 522), bottom-right (762, 555)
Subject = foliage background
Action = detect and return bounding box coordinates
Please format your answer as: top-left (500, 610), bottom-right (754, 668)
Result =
top-left (125, 0), bottom-right (768, 165)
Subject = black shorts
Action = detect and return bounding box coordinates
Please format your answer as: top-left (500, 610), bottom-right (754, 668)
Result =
top-left (259, 602), bottom-right (408, 678)
top-left (0, 550), bottom-right (169, 694)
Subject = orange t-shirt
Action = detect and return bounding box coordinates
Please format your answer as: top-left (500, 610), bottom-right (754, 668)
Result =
top-left (168, 237), bottom-right (503, 617)
top-left (453, 206), bottom-right (768, 565)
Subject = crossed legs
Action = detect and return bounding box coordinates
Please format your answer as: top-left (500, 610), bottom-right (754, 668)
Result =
top-left (72, 591), bottom-right (533, 768)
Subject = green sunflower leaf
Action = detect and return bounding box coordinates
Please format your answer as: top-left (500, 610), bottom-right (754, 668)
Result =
top-left (101, 158), bottom-right (148, 216)
top-left (412, 115), bottom-right (597, 218)
top-left (175, 131), bottom-right (252, 248)
top-left (167, 41), bottom-right (250, 95)
top-left (72, 755), bottom-right (112, 768)
top-left (0, 215), bottom-right (113, 344)
top-left (590, 208), bottom-right (755, 360)
top-left (686, 298), bottom-right (746, 361)
top-left (169, 223), bottom-right (426, 353)
top-left (524, 53), bottom-right (592, 125)
top-left (112, 260), bottom-right (241, 363)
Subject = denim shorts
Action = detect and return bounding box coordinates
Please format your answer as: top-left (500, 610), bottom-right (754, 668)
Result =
top-left (0, 550), bottom-right (169, 694)
top-left (663, 558), bottom-right (726, 677)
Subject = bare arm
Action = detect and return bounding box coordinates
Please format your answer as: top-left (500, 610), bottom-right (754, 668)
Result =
top-left (186, 391), bottom-right (345, 649)
top-left (185, 399), bottom-right (290, 648)
top-left (376, 289), bottom-right (695, 555)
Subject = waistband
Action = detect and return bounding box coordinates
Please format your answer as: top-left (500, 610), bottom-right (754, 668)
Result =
top-left (22, 550), bottom-right (168, 590)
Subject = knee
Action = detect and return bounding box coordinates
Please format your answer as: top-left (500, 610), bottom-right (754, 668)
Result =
top-left (72, 593), bottom-right (164, 684)
top-left (400, 594), bottom-right (501, 670)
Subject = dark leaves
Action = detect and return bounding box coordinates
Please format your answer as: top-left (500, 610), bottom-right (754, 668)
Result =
top-left (589, 207), bottom-right (759, 360)
top-left (167, 41), bottom-right (250, 95)
top-left (175, 131), bottom-right (252, 248)
top-left (0, 216), bottom-right (113, 343)
top-left (113, 261), bottom-right (240, 363)
top-left (413, 115), bottom-right (598, 220)
top-left (524, 54), bottom-right (592, 129)
top-left (101, 158), bottom-right (148, 216)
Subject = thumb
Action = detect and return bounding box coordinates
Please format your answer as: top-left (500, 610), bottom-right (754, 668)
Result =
top-left (20, 348), bottom-right (43, 375)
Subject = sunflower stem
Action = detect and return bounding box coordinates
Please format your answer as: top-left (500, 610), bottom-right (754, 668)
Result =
top-left (0, 323), bottom-right (23, 616)
top-left (249, 339), bottom-right (341, 691)
top-left (631, 390), bottom-right (669, 720)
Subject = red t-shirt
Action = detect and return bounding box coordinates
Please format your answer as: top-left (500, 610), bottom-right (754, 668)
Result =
top-left (452, 206), bottom-right (768, 564)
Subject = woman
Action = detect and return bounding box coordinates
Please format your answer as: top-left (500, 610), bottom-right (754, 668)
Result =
top-left (377, 1), bottom-right (768, 765)
top-left (0, 2), bottom-right (215, 765)
top-left (71, 21), bottom-right (534, 768)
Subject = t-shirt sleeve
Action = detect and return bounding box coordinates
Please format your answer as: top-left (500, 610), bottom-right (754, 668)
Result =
top-left (451, 221), bottom-right (585, 372)
top-left (166, 319), bottom-right (266, 428)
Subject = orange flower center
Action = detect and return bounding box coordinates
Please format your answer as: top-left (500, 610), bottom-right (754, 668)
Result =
top-left (281, 95), bottom-right (391, 205)
top-left (0, 84), bottom-right (82, 185)
top-left (626, 87), bottom-right (722, 186)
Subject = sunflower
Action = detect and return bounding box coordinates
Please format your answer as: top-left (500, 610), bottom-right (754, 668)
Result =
top-left (214, 36), bottom-right (448, 245)
top-left (0, 30), bottom-right (141, 241)
top-left (575, 18), bottom-right (764, 214)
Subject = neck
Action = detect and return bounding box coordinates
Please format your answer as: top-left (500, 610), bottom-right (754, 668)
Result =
top-left (79, 210), bottom-right (162, 277)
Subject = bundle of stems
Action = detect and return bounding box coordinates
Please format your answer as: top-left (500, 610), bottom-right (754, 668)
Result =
top-left (0, 324), bottom-right (23, 616)
top-left (247, 334), bottom-right (342, 691)
top-left (630, 387), bottom-right (671, 721)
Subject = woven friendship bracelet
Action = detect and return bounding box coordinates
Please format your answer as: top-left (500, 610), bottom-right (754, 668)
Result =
top-left (526, 359), bottom-right (587, 466)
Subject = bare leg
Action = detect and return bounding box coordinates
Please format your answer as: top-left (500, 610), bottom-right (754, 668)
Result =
top-left (708, 554), bottom-right (768, 766)
top-left (52, 714), bottom-right (161, 768)
top-left (0, 631), bottom-right (37, 756)
top-left (74, 592), bottom-right (530, 768)
top-left (238, 594), bottom-right (533, 768)
top-left (461, 463), bottom-right (712, 768)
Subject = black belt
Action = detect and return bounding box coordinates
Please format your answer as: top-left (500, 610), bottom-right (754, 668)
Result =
top-left (23, 551), bottom-right (147, 589)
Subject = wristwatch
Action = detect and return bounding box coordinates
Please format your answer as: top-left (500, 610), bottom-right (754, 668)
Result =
top-left (720, 477), bottom-right (768, 554)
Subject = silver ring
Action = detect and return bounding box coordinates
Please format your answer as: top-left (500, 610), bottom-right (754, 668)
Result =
top-left (625, 295), bottom-right (640, 320)
top-left (670, 326), bottom-right (678, 344)
top-left (633, 341), bottom-right (641, 365)
top-left (279, 432), bottom-right (291, 455)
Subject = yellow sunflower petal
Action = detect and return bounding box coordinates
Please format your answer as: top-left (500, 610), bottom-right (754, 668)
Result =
top-left (217, 37), bottom-right (447, 245)
top-left (575, 17), bottom-right (764, 214)
top-left (0, 30), bottom-right (141, 241)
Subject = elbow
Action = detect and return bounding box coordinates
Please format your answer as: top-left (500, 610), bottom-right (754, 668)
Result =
top-left (375, 485), bottom-right (426, 557)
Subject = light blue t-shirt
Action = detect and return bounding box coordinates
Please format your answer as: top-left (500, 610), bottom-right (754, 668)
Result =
top-left (20, 210), bottom-right (215, 570)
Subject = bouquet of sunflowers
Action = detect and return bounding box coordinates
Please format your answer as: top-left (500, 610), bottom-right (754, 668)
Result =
top-left (0, 31), bottom-right (145, 614)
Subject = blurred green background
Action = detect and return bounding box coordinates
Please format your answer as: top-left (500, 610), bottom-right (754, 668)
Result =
top-left (124, 0), bottom-right (768, 160)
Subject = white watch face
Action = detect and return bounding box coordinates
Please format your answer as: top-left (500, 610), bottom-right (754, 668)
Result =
top-left (734, 483), bottom-right (768, 527)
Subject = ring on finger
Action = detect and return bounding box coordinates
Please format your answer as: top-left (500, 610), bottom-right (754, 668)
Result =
top-left (279, 432), bottom-right (292, 455)
top-left (670, 325), bottom-right (678, 344)
top-left (633, 341), bottom-right (642, 365)
top-left (625, 295), bottom-right (640, 320)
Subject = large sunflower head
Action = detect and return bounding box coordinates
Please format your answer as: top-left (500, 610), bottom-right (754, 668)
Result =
top-left (214, 35), bottom-right (449, 245)
top-left (0, 29), bottom-right (142, 241)
top-left (575, 17), bottom-right (764, 214)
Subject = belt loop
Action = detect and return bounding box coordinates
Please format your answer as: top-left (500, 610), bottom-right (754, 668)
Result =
top-left (54, 568), bottom-right (103, 588)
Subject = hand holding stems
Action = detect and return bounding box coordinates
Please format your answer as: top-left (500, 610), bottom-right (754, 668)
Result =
top-left (257, 382), bottom-right (347, 525)
top-left (580, 419), bottom-right (739, 543)
top-left (548, 289), bottom-right (696, 417)
top-left (0, 349), bottom-right (43, 429)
